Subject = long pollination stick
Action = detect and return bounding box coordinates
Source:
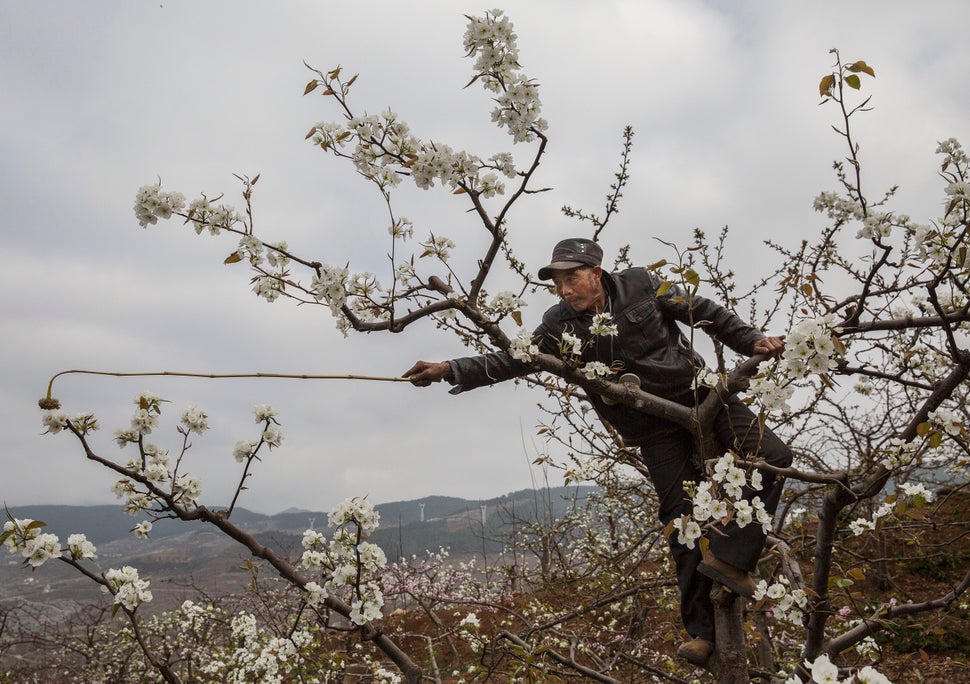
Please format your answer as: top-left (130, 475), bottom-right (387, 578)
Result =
top-left (39, 369), bottom-right (411, 409)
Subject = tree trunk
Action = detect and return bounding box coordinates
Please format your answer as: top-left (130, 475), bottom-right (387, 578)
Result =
top-left (712, 587), bottom-right (749, 683)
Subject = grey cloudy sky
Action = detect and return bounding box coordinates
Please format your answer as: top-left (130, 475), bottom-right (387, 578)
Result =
top-left (2, 1), bottom-right (968, 515)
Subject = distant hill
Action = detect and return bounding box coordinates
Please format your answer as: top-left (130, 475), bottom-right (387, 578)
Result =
top-left (7, 486), bottom-right (593, 548)
top-left (1, 487), bottom-right (596, 611)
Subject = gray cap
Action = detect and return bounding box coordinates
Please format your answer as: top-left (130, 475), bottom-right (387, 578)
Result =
top-left (537, 238), bottom-right (604, 280)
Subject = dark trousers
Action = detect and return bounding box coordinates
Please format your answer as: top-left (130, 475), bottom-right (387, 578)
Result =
top-left (638, 395), bottom-right (793, 642)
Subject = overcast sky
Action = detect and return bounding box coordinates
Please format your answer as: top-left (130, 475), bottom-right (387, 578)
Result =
top-left (2, 1), bottom-right (968, 516)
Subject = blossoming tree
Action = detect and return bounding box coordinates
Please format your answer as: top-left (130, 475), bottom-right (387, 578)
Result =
top-left (10, 10), bottom-right (970, 684)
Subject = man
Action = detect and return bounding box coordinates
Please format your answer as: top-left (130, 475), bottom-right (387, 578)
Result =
top-left (404, 238), bottom-right (792, 666)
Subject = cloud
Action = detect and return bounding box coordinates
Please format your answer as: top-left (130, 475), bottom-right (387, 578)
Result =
top-left (2, 0), bottom-right (968, 514)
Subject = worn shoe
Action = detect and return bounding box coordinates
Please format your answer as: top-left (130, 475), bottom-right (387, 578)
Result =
top-left (676, 638), bottom-right (715, 666)
top-left (698, 551), bottom-right (757, 598)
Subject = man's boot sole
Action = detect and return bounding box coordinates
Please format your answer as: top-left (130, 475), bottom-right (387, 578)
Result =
top-left (697, 562), bottom-right (756, 598)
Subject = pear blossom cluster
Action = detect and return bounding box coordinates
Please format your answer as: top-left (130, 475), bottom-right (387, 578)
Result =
top-left (186, 196), bottom-right (245, 235)
top-left (67, 533), bottom-right (98, 561)
top-left (199, 611), bottom-right (316, 684)
top-left (560, 331), bottom-right (583, 358)
top-left (463, 9), bottom-right (548, 143)
top-left (848, 483), bottom-right (935, 536)
top-left (905, 138), bottom-right (970, 272)
top-left (107, 394), bottom-right (219, 512)
top-left (41, 409), bottom-right (69, 434)
top-left (180, 403), bottom-right (209, 434)
top-left (420, 234), bottom-right (456, 262)
top-left (485, 290), bottom-right (525, 316)
top-left (785, 653), bottom-right (892, 683)
top-left (509, 328), bottom-right (539, 362)
top-left (133, 183), bottom-right (186, 228)
top-left (589, 312), bottom-right (618, 337)
top-left (695, 368), bottom-right (722, 389)
top-left (813, 190), bottom-right (921, 244)
top-left (102, 565), bottom-right (153, 611)
top-left (133, 521), bottom-right (152, 539)
top-left (672, 453), bottom-right (772, 550)
top-left (308, 101), bottom-right (514, 198)
top-left (581, 360), bottom-right (611, 380)
top-left (311, 263), bottom-right (350, 316)
top-left (300, 497), bottom-right (387, 625)
top-left (746, 315), bottom-right (843, 414)
top-left (878, 437), bottom-right (919, 470)
top-left (928, 406), bottom-right (965, 437)
top-left (753, 575), bottom-right (808, 624)
top-left (1, 518), bottom-right (62, 568)
top-left (938, 137), bottom-right (970, 213)
top-left (780, 315), bottom-right (842, 377)
top-left (913, 223), bottom-right (970, 272)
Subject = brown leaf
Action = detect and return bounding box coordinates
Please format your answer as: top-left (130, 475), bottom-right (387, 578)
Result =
top-left (847, 60), bottom-right (876, 78)
top-left (819, 74), bottom-right (836, 97)
top-left (303, 80), bottom-right (319, 96)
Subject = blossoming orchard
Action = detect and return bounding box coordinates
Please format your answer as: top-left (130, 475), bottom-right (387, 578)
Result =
top-left (5, 10), bottom-right (969, 684)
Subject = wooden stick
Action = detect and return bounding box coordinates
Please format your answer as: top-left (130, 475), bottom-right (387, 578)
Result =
top-left (42, 369), bottom-right (411, 405)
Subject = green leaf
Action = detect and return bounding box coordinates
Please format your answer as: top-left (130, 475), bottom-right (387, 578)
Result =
top-left (845, 74), bottom-right (862, 90)
top-left (646, 259), bottom-right (668, 270)
top-left (684, 269), bottom-right (700, 288)
top-left (916, 422), bottom-right (932, 437)
top-left (224, 251), bottom-right (243, 265)
top-left (656, 281), bottom-right (673, 297)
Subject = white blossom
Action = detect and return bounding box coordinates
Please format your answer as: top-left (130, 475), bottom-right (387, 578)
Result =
top-left (560, 332), bottom-right (583, 357)
top-left (134, 184), bottom-right (186, 228)
top-left (509, 328), bottom-right (538, 362)
top-left (460, 612), bottom-right (481, 628)
top-left (41, 410), bottom-right (68, 435)
top-left (807, 653), bottom-right (839, 683)
top-left (233, 439), bottom-right (257, 462)
top-left (581, 361), bottom-right (611, 379)
top-left (179, 404), bottom-right (208, 434)
top-left (67, 533), bottom-right (97, 560)
top-left (103, 565), bottom-right (153, 611)
top-left (589, 312), bottom-right (618, 337)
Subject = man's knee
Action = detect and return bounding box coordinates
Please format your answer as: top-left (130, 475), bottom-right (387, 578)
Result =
top-left (764, 436), bottom-right (793, 469)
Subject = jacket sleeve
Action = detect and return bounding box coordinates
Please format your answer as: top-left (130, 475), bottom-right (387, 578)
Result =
top-left (447, 313), bottom-right (562, 394)
top-left (654, 277), bottom-right (765, 356)
top-left (447, 351), bottom-right (532, 394)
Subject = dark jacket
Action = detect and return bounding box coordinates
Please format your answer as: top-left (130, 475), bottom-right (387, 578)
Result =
top-left (448, 267), bottom-right (765, 445)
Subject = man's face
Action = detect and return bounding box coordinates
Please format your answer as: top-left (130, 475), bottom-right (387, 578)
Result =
top-left (551, 266), bottom-right (605, 313)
